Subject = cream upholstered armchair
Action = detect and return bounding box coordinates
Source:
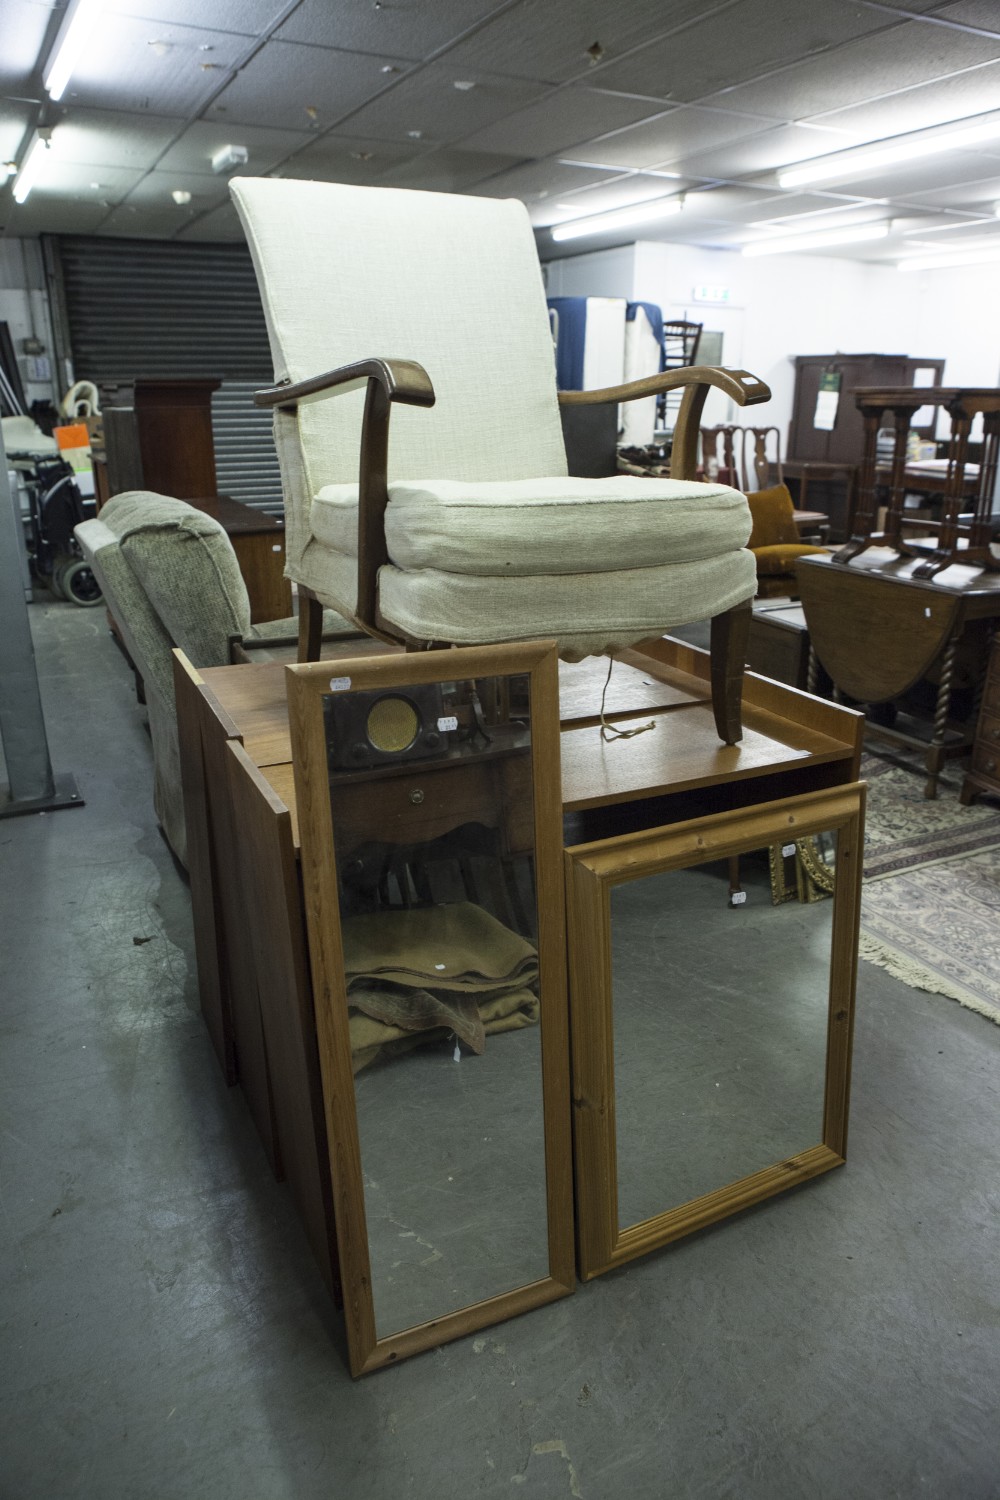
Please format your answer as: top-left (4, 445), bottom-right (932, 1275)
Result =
top-left (231, 179), bottom-right (770, 742)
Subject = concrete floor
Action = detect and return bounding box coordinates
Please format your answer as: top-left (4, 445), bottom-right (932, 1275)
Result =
top-left (2, 602), bottom-right (999, 1499)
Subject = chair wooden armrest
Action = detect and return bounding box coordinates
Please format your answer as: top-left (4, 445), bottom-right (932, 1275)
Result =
top-left (253, 358), bottom-right (435, 411)
top-left (255, 359), bottom-right (436, 636)
top-left (558, 366), bottom-right (771, 480)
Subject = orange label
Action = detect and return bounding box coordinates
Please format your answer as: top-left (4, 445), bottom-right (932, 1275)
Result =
top-left (55, 423), bottom-right (90, 450)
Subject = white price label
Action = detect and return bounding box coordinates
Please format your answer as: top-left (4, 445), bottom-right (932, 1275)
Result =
top-left (437, 715), bottom-right (458, 732)
top-left (782, 843), bottom-right (796, 858)
top-left (329, 676), bottom-right (351, 692)
top-left (730, 890), bottom-right (747, 905)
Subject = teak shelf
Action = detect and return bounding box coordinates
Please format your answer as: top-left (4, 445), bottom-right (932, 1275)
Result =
top-left (174, 637), bottom-right (864, 1339)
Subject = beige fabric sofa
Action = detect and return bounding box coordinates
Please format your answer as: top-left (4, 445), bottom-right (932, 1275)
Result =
top-left (76, 491), bottom-right (357, 866)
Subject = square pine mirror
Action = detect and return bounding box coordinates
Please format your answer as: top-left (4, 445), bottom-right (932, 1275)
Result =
top-left (287, 642), bottom-right (574, 1374)
top-left (565, 784), bottom-right (865, 1280)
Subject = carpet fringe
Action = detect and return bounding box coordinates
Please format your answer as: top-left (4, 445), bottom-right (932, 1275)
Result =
top-left (858, 932), bottom-right (1000, 1026)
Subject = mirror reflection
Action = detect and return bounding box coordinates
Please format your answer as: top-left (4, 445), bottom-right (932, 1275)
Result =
top-left (611, 836), bottom-right (836, 1230)
top-left (322, 673), bottom-right (548, 1338)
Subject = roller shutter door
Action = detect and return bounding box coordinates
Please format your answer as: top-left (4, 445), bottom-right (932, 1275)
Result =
top-left (54, 236), bottom-right (283, 514)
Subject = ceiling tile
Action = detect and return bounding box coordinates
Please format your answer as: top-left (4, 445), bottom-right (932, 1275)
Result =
top-left (536, 173), bottom-right (694, 226)
top-left (932, 0), bottom-right (1000, 29)
top-left (60, 14), bottom-right (249, 117)
top-left (120, 167), bottom-right (230, 210)
top-left (442, 0), bottom-right (706, 85)
top-left (821, 148), bottom-right (1000, 200)
top-left (462, 87), bottom-right (663, 158)
top-left (275, 0), bottom-right (514, 63)
top-left (156, 120), bottom-right (314, 176)
top-left (98, 199), bottom-right (204, 237)
top-left (886, 170), bottom-right (1000, 211)
top-left (378, 146), bottom-right (520, 192)
top-left (701, 18), bottom-right (1000, 121)
top-left (810, 62), bottom-right (1000, 138)
top-left (334, 62), bottom-right (546, 145)
top-left (175, 199), bottom-right (246, 240)
top-left (1, 0), bottom-right (52, 94)
top-left (29, 160), bottom-right (145, 205)
top-left (46, 109), bottom-right (185, 169)
top-left (567, 106), bottom-right (784, 172)
top-left (741, 192), bottom-right (893, 225)
top-left (665, 122), bottom-right (860, 180)
top-left (272, 134), bottom-right (427, 185)
top-left (679, 185), bottom-right (804, 222)
top-left (205, 40), bottom-right (413, 132)
top-left (107, 0), bottom-right (287, 35)
top-left (2, 197), bottom-right (112, 236)
top-left (471, 158), bottom-right (624, 203)
top-left (0, 103), bottom-right (33, 165)
top-left (592, 0), bottom-right (897, 105)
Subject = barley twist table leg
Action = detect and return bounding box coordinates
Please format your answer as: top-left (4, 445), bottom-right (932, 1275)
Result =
top-left (925, 629), bottom-right (959, 799)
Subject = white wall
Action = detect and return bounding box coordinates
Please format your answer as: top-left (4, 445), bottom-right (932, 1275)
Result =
top-left (0, 239), bottom-right (61, 414)
top-left (544, 238), bottom-right (997, 445)
top-left (543, 245), bottom-right (637, 299)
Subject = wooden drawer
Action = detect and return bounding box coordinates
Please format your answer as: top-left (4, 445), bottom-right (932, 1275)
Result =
top-left (975, 710), bottom-right (1000, 753)
top-left (970, 735), bottom-right (1000, 782)
top-left (331, 752), bottom-right (534, 856)
top-left (984, 668), bottom-right (1000, 719)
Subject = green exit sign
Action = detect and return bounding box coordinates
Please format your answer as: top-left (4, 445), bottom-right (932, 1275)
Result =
top-left (692, 284), bottom-right (732, 303)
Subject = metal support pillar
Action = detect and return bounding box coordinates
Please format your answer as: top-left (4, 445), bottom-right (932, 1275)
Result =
top-left (0, 429), bottom-right (82, 817)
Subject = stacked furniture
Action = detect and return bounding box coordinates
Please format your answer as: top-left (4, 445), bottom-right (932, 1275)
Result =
top-left (175, 637), bottom-right (865, 1374)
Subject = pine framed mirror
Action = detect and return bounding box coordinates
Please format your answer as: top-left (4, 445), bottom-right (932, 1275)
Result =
top-left (565, 784), bottom-right (865, 1280)
top-left (287, 642), bottom-right (574, 1375)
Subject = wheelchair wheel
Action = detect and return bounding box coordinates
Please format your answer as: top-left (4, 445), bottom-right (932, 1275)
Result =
top-left (62, 558), bottom-right (103, 606)
top-left (47, 557), bottom-right (69, 599)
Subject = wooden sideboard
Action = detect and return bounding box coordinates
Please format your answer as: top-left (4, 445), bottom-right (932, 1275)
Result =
top-left (96, 376), bottom-right (291, 623)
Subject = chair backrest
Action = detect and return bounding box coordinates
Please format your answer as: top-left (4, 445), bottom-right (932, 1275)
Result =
top-left (747, 483), bottom-right (800, 550)
top-left (231, 179), bottom-right (568, 496)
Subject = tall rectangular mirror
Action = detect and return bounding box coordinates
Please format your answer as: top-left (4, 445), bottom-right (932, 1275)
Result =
top-left (287, 642), bottom-right (574, 1374)
top-left (566, 785), bottom-right (864, 1280)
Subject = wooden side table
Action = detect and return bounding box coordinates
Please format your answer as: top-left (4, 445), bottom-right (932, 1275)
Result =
top-left (961, 631), bottom-right (1000, 804)
top-left (96, 376), bottom-right (292, 623)
top-left (189, 494), bottom-right (291, 624)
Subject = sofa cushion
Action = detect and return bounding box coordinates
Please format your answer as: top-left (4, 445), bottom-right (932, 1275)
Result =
top-left (310, 475), bottom-right (752, 577)
top-left (99, 491), bottom-right (251, 667)
top-left (295, 536), bottom-right (757, 660)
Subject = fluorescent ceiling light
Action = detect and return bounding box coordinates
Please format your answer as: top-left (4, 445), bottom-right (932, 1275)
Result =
top-left (899, 245), bottom-right (1000, 272)
top-left (12, 134), bottom-right (52, 204)
top-left (44, 0), bottom-right (105, 102)
top-left (741, 222), bottom-right (889, 257)
top-left (778, 116), bottom-right (1000, 190)
top-left (551, 197), bottom-right (682, 242)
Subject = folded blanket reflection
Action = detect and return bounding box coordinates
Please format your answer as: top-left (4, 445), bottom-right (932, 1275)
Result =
top-left (342, 902), bottom-right (540, 1072)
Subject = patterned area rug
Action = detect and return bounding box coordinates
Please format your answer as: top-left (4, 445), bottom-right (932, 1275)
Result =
top-left (862, 754), bottom-right (1000, 880)
top-left (860, 753), bottom-right (1000, 1024)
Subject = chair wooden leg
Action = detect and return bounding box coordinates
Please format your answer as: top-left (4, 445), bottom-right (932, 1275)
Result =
top-left (710, 599), bottom-right (752, 744)
top-left (297, 589), bottom-right (324, 663)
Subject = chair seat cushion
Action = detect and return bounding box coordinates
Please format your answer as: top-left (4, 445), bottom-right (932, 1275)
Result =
top-left (311, 475), bottom-right (751, 576)
top-left (296, 536), bottom-right (757, 660)
top-left (753, 542), bottom-right (827, 575)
